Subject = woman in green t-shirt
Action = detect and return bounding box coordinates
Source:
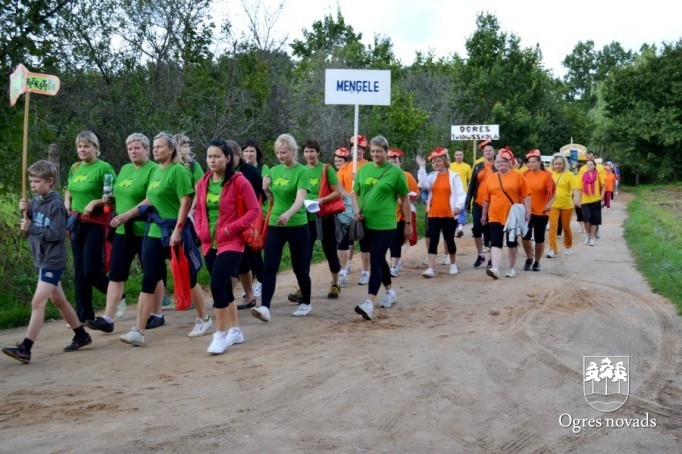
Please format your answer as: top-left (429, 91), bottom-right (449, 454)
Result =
top-left (64, 130), bottom-right (117, 323)
top-left (352, 135), bottom-right (411, 322)
top-left (250, 134), bottom-right (311, 323)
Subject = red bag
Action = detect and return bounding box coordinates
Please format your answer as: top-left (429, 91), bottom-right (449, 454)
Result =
top-left (317, 164), bottom-right (345, 217)
top-left (170, 244), bottom-right (192, 311)
top-left (237, 193), bottom-right (273, 252)
top-left (409, 210), bottom-right (418, 246)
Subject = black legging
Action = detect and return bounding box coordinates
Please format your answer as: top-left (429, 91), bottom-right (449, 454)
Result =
top-left (358, 228), bottom-right (395, 296)
top-left (71, 222), bottom-right (109, 321)
top-left (427, 217), bottom-right (457, 255)
top-left (204, 249), bottom-right (242, 309)
top-left (306, 216), bottom-right (341, 274)
top-left (389, 220), bottom-right (405, 258)
top-left (261, 224), bottom-right (311, 307)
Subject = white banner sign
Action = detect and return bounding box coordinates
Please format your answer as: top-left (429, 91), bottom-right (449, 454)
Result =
top-left (451, 124), bottom-right (500, 141)
top-left (325, 69), bottom-right (391, 106)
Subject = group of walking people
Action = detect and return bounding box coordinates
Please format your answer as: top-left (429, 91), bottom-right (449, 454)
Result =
top-left (3, 130), bottom-right (613, 363)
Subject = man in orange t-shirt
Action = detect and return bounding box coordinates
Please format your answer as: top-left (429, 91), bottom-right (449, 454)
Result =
top-left (465, 140), bottom-right (496, 268)
top-left (521, 150), bottom-right (556, 272)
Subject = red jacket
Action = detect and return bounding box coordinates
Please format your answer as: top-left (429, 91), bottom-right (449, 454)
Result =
top-left (194, 171), bottom-right (260, 255)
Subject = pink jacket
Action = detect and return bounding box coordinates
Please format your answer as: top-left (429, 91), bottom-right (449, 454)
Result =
top-left (194, 171), bottom-right (260, 255)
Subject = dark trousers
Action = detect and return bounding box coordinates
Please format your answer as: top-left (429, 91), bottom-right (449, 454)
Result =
top-left (71, 222), bottom-right (109, 322)
top-left (359, 228), bottom-right (395, 296)
top-left (205, 249), bottom-right (242, 309)
top-left (427, 217), bottom-right (457, 255)
top-left (262, 224), bottom-right (310, 307)
top-left (306, 217), bottom-right (341, 275)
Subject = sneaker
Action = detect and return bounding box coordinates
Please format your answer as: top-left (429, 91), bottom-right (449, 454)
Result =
top-left (579, 226), bottom-right (585, 234)
top-left (119, 327), bottom-right (145, 346)
top-left (486, 259), bottom-right (492, 269)
top-left (473, 255), bottom-right (486, 268)
top-left (449, 264), bottom-right (459, 275)
top-left (523, 258), bottom-right (533, 271)
top-left (358, 271), bottom-right (370, 285)
top-left (380, 290), bottom-right (397, 308)
top-left (422, 257), bottom-right (429, 266)
top-left (145, 315), bottom-right (165, 330)
top-left (63, 333), bottom-right (92, 352)
top-left (225, 327), bottom-right (244, 346)
top-left (588, 237), bottom-right (595, 246)
top-left (161, 295), bottom-right (174, 310)
top-left (339, 270), bottom-right (349, 285)
top-left (421, 268), bottom-right (435, 278)
top-left (397, 260), bottom-right (403, 271)
top-left (532, 262), bottom-right (541, 271)
top-left (441, 254), bottom-right (450, 265)
top-left (483, 246), bottom-right (490, 253)
top-left (250, 306), bottom-right (270, 322)
top-left (115, 298), bottom-right (127, 318)
top-left (505, 269), bottom-right (516, 278)
top-left (346, 264), bottom-right (352, 274)
top-left (2, 344), bottom-right (31, 363)
top-left (390, 265), bottom-right (400, 277)
top-left (486, 267), bottom-right (500, 280)
top-left (455, 224), bottom-right (464, 238)
top-left (354, 300), bottom-right (374, 320)
top-left (287, 288), bottom-right (303, 303)
top-left (236, 299), bottom-right (257, 310)
top-left (85, 317), bottom-right (114, 334)
top-left (564, 248), bottom-right (573, 255)
top-left (595, 231), bottom-right (601, 239)
top-left (253, 282), bottom-right (262, 297)
top-left (188, 316), bottom-right (213, 337)
top-left (546, 249), bottom-right (556, 258)
top-left (207, 332), bottom-right (229, 355)
top-left (584, 236), bottom-right (590, 245)
top-left (328, 283), bottom-right (341, 299)
top-left (292, 303), bottom-right (312, 317)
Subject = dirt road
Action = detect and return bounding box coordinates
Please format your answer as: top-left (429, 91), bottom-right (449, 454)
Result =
top-left (1, 192), bottom-right (681, 453)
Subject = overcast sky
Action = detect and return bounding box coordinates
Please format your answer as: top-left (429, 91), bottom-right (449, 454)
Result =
top-left (215, 0), bottom-right (681, 77)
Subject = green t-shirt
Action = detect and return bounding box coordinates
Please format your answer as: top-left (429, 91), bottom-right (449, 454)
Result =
top-left (306, 162), bottom-right (340, 221)
top-left (67, 159), bottom-right (117, 213)
top-left (145, 163), bottom-right (194, 238)
top-left (260, 164), bottom-right (271, 213)
top-left (206, 178), bottom-right (223, 248)
top-left (188, 161), bottom-right (204, 186)
top-left (267, 163), bottom-right (310, 227)
top-left (353, 163), bottom-right (408, 230)
top-left (114, 160), bottom-right (158, 236)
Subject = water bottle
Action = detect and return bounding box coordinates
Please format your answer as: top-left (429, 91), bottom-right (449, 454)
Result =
top-left (103, 174), bottom-right (113, 197)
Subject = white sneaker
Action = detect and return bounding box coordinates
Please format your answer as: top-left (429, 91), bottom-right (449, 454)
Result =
top-left (505, 269), bottom-right (516, 278)
top-left (595, 231), bottom-right (601, 239)
top-left (250, 306), bottom-right (270, 322)
top-left (397, 260), bottom-right (403, 271)
top-left (224, 327), bottom-right (244, 346)
top-left (390, 265), bottom-right (399, 277)
top-left (253, 282), bottom-right (262, 297)
top-left (115, 298), bottom-right (127, 318)
top-left (354, 300), bottom-right (374, 320)
top-left (421, 257), bottom-right (429, 266)
top-left (188, 316), bottom-right (213, 337)
top-left (380, 290), bottom-right (397, 308)
top-left (358, 271), bottom-right (370, 285)
top-left (584, 236), bottom-right (590, 245)
top-left (339, 270), bottom-right (348, 285)
top-left (546, 249), bottom-right (556, 258)
top-left (421, 268), bottom-right (435, 278)
top-left (449, 264), bottom-right (459, 275)
top-left (292, 303), bottom-right (312, 317)
top-left (207, 332), bottom-right (229, 354)
top-left (588, 238), bottom-right (595, 246)
top-left (486, 267), bottom-right (500, 280)
top-left (346, 264), bottom-right (352, 274)
top-left (119, 327), bottom-right (144, 346)
top-left (564, 248), bottom-right (573, 255)
top-left (455, 224), bottom-right (464, 238)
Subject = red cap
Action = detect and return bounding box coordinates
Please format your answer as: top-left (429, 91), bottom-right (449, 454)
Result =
top-left (334, 147), bottom-right (350, 158)
top-left (497, 146), bottom-right (515, 165)
top-left (526, 149), bottom-right (541, 159)
top-left (428, 147), bottom-right (448, 161)
top-left (350, 135), bottom-right (368, 148)
top-left (388, 148), bottom-right (404, 157)
top-left (479, 139), bottom-right (493, 150)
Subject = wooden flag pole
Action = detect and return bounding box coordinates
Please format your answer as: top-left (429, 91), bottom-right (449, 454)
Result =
top-left (21, 91), bottom-right (30, 220)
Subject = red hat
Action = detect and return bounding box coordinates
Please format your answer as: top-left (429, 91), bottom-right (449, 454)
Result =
top-left (388, 148), bottom-right (404, 157)
top-left (497, 146), bottom-right (515, 165)
top-left (478, 139), bottom-right (493, 150)
top-left (334, 147), bottom-right (350, 158)
top-left (526, 149), bottom-right (541, 159)
top-left (428, 147), bottom-right (449, 161)
top-left (350, 135), bottom-right (368, 148)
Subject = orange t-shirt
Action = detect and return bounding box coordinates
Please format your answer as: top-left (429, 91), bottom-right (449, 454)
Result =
top-left (605, 173), bottom-right (616, 192)
top-left (337, 159), bottom-right (369, 193)
top-left (480, 171), bottom-right (530, 224)
top-left (396, 171), bottom-right (419, 221)
top-left (429, 173), bottom-right (453, 217)
top-left (523, 170), bottom-right (555, 215)
top-left (474, 162), bottom-right (495, 206)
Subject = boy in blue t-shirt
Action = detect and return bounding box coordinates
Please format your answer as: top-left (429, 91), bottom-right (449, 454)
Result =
top-left (2, 160), bottom-right (92, 364)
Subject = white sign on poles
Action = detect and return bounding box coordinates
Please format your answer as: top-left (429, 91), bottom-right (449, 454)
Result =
top-left (451, 124), bottom-right (500, 141)
top-left (325, 69), bottom-right (391, 106)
